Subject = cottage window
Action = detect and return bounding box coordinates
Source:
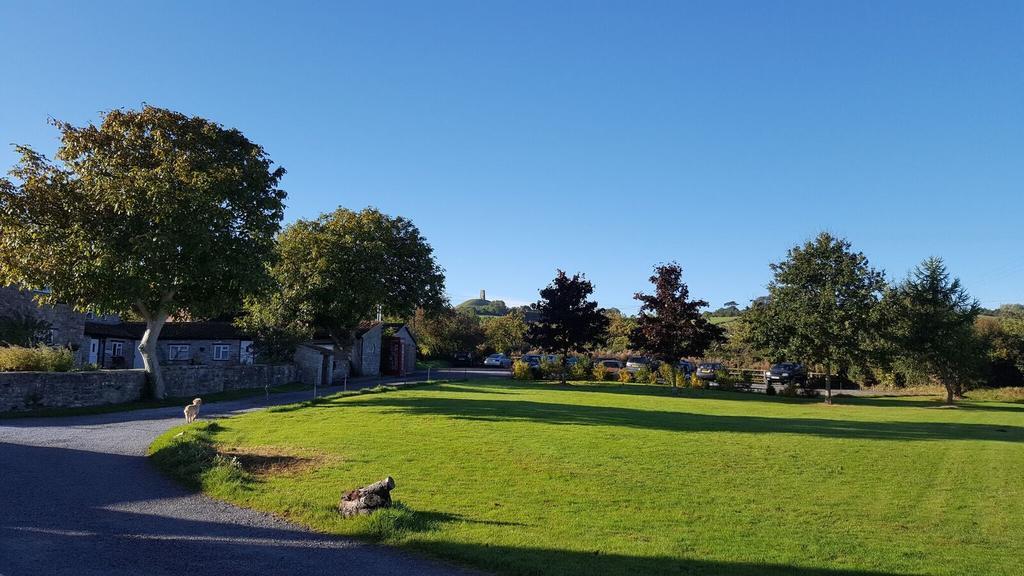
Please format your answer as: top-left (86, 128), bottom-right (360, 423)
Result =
top-left (111, 341), bottom-right (124, 358)
top-left (168, 344), bottom-right (191, 361)
top-left (212, 344), bottom-right (231, 361)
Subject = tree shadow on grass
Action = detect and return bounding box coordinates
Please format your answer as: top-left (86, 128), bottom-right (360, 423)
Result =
top-left (335, 396), bottom-right (1024, 443)
top-left (412, 541), bottom-right (917, 576)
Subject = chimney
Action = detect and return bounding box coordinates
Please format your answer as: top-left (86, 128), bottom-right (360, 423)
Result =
top-left (480, 289), bottom-right (486, 301)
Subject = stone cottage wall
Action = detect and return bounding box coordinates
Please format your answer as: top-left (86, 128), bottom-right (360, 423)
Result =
top-left (0, 370), bottom-right (146, 412)
top-left (162, 364), bottom-right (297, 398)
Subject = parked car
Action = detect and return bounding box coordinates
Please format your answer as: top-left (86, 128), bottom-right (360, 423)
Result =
top-left (765, 362), bottom-right (808, 385)
top-left (484, 353), bottom-right (512, 368)
top-left (696, 362), bottom-right (724, 380)
top-left (598, 359), bottom-right (623, 373)
top-left (453, 351), bottom-right (474, 367)
top-left (521, 354), bottom-right (542, 368)
top-left (677, 359), bottom-right (695, 376)
top-left (625, 356), bottom-right (657, 373)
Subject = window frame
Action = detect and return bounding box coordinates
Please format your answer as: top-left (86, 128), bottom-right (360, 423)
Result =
top-left (167, 344), bottom-right (191, 361)
top-left (212, 344), bottom-right (231, 361)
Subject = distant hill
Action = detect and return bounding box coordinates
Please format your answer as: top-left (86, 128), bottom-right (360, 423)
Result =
top-left (456, 293), bottom-right (509, 316)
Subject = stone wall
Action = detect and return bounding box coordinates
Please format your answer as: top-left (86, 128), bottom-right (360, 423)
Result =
top-left (162, 364), bottom-right (298, 398)
top-left (0, 370), bottom-right (146, 412)
top-left (0, 364), bottom-right (300, 412)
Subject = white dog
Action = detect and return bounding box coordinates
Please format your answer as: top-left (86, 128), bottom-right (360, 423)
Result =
top-left (183, 398), bottom-right (203, 423)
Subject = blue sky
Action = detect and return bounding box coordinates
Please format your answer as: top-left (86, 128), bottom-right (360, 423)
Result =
top-left (2, 1), bottom-right (1021, 312)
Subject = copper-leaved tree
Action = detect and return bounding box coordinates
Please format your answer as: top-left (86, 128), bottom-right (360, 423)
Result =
top-left (630, 262), bottom-right (725, 388)
top-left (0, 107), bottom-right (286, 398)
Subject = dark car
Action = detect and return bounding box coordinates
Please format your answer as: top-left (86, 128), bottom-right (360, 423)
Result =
top-left (677, 359), bottom-right (695, 376)
top-left (453, 351), bottom-right (474, 367)
top-left (696, 362), bottom-right (724, 380)
top-left (521, 354), bottom-right (542, 368)
top-left (625, 356), bottom-right (658, 373)
top-left (765, 362), bottom-right (808, 385)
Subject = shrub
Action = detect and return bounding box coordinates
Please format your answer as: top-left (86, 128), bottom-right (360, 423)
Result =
top-left (591, 362), bottom-right (608, 382)
top-left (618, 368), bottom-right (633, 383)
top-left (569, 358), bottom-right (593, 381)
top-left (635, 365), bottom-right (651, 384)
top-left (690, 372), bottom-right (703, 389)
top-left (765, 380), bottom-right (777, 395)
top-left (716, 370), bottom-right (735, 391)
top-left (539, 359), bottom-right (561, 380)
top-left (512, 360), bottom-right (532, 380)
top-left (0, 345), bottom-right (75, 372)
top-left (658, 363), bottom-right (681, 387)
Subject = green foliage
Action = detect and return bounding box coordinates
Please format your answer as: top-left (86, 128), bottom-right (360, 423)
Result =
top-left (0, 345), bottom-right (74, 372)
top-left (0, 312), bottom-right (51, 346)
top-left (528, 271), bottom-right (609, 383)
top-left (740, 233), bottom-right (886, 399)
top-left (0, 106), bottom-right (285, 319)
top-left (512, 360), bottom-right (532, 380)
top-left (634, 365), bottom-right (652, 384)
top-left (568, 358), bottom-right (593, 381)
top-left (690, 372), bottom-right (702, 389)
top-left (241, 207), bottom-right (446, 348)
top-left (617, 367), bottom-right (634, 383)
top-left (630, 263), bottom-right (725, 369)
top-left (1, 107), bottom-right (287, 397)
top-left (539, 358), bottom-right (562, 380)
top-left (483, 309), bottom-right (528, 355)
top-left (658, 363), bottom-right (678, 387)
top-left (412, 307), bottom-right (485, 359)
top-left (884, 257), bottom-right (983, 402)
top-left (591, 362), bottom-right (609, 382)
top-left (602, 309), bottom-right (637, 354)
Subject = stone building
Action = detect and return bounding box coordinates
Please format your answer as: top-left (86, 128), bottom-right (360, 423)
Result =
top-left (0, 285), bottom-right (120, 364)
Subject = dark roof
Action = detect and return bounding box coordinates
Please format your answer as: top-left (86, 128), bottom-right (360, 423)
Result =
top-left (310, 321), bottom-right (381, 342)
top-left (86, 321), bottom-right (250, 341)
top-left (83, 321), bottom-right (138, 339)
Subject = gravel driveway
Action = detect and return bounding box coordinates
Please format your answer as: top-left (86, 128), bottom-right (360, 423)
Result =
top-left (0, 388), bottom-right (477, 576)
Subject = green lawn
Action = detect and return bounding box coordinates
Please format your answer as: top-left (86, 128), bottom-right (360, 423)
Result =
top-left (150, 380), bottom-right (1024, 576)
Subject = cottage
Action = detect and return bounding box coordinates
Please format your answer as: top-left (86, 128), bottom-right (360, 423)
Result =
top-left (83, 321), bottom-right (254, 369)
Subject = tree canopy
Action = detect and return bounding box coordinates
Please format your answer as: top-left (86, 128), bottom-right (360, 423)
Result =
top-left (240, 207), bottom-right (446, 351)
top-left (741, 233), bottom-right (886, 402)
top-left (527, 271), bottom-right (608, 383)
top-left (630, 263), bottom-right (724, 386)
top-left (0, 106), bottom-right (286, 397)
top-left (885, 257), bottom-right (982, 403)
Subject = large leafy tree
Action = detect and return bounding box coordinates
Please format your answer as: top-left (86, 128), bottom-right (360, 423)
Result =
top-left (241, 207), bottom-right (446, 356)
top-left (0, 107), bottom-right (286, 398)
top-left (527, 271), bottom-right (609, 384)
top-left (886, 257), bottom-right (982, 403)
top-left (630, 263), bottom-right (725, 388)
top-left (744, 233), bottom-right (886, 403)
top-left (483, 309), bottom-right (528, 355)
top-left (412, 306), bottom-right (485, 359)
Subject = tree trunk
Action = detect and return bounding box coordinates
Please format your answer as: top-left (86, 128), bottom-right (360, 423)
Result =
top-left (560, 353), bottom-right (568, 385)
top-left (671, 364), bottom-right (678, 391)
top-left (824, 368), bottom-right (833, 405)
top-left (139, 311), bottom-right (168, 400)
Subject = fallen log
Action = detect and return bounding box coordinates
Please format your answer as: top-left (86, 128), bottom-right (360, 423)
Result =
top-left (339, 476), bottom-right (395, 518)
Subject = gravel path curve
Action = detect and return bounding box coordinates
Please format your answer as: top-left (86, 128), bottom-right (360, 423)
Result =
top-left (0, 387), bottom-right (481, 576)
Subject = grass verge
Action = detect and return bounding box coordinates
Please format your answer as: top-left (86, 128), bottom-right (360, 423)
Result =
top-left (150, 379), bottom-right (1024, 575)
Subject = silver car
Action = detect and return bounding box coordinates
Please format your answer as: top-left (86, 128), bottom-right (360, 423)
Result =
top-left (483, 353), bottom-right (512, 368)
